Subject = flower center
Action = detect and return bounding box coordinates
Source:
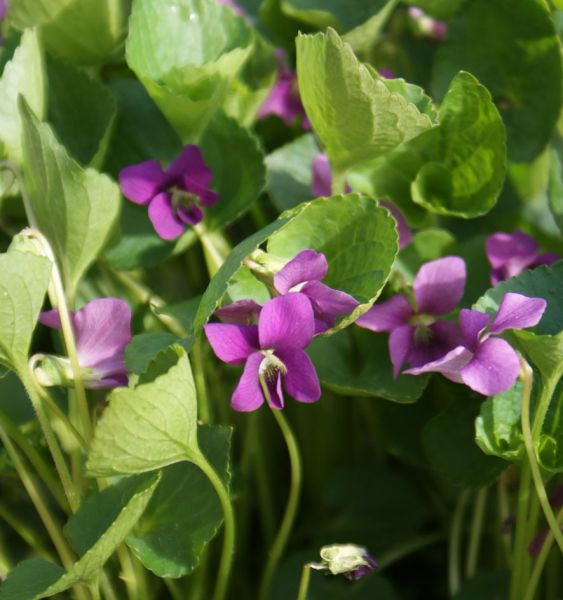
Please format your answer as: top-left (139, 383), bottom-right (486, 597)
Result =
top-left (259, 350), bottom-right (287, 382)
top-left (171, 187), bottom-right (201, 215)
top-left (413, 325), bottom-right (434, 346)
top-left (409, 313), bottom-right (435, 327)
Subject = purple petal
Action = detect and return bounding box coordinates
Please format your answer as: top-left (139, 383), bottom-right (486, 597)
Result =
top-left (258, 76), bottom-right (304, 126)
top-left (301, 281), bottom-right (358, 331)
top-left (389, 324), bottom-right (414, 377)
top-left (485, 231), bottom-right (539, 282)
top-left (89, 373), bottom-right (129, 390)
top-left (404, 345), bottom-right (472, 383)
top-left (408, 320), bottom-right (464, 368)
top-left (183, 177), bottom-right (219, 207)
top-left (258, 294), bottom-right (315, 350)
top-left (39, 309), bottom-right (63, 329)
top-left (265, 370), bottom-right (285, 410)
top-left (166, 145), bottom-right (213, 189)
top-left (148, 192), bottom-right (185, 240)
top-left (528, 528), bottom-right (549, 557)
top-left (489, 293), bottom-right (547, 335)
top-left (311, 154), bottom-right (333, 197)
top-left (414, 256), bottom-right (466, 315)
top-left (379, 200), bottom-right (412, 249)
top-left (460, 337), bottom-right (521, 396)
top-left (215, 300), bottom-right (262, 325)
top-left (203, 323), bottom-right (259, 364)
top-left (231, 352), bottom-right (265, 412)
top-left (274, 249), bottom-right (328, 294)
top-left (119, 160), bottom-right (165, 205)
top-left (0, 0), bottom-right (6, 21)
top-left (531, 253), bottom-right (559, 268)
top-left (177, 204), bottom-right (204, 226)
top-left (459, 309), bottom-right (490, 350)
top-left (276, 347), bottom-right (321, 404)
top-left (355, 295), bottom-right (412, 333)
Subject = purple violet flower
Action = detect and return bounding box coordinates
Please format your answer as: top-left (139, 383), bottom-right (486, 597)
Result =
top-left (0, 0), bottom-right (6, 23)
top-left (119, 145), bottom-right (218, 241)
top-left (39, 298), bottom-right (132, 389)
top-left (204, 294), bottom-right (321, 411)
top-left (310, 154), bottom-right (411, 249)
top-left (315, 544), bottom-right (378, 581)
top-left (486, 230), bottom-right (559, 285)
top-left (214, 299), bottom-right (262, 325)
top-left (408, 6), bottom-right (447, 41)
top-left (258, 50), bottom-right (310, 128)
top-left (273, 249), bottom-right (359, 333)
top-left (356, 256), bottom-right (466, 376)
top-left (405, 293), bottom-right (547, 396)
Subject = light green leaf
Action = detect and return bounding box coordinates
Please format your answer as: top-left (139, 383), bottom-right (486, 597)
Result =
top-left (0, 29), bottom-right (45, 163)
top-left (343, 0), bottom-right (401, 57)
top-left (296, 28), bottom-right (433, 174)
top-left (281, 0), bottom-right (388, 31)
top-left (548, 139), bottom-right (563, 235)
top-left (124, 332), bottom-right (183, 375)
top-left (537, 382), bottom-right (563, 473)
top-left (126, 0), bottom-right (254, 142)
top-left (377, 74), bottom-right (438, 123)
top-left (0, 250), bottom-right (51, 373)
top-left (431, 0), bottom-right (562, 162)
top-left (127, 426), bottom-right (231, 577)
top-left (87, 345), bottom-right (199, 477)
top-left (19, 98), bottom-right (120, 301)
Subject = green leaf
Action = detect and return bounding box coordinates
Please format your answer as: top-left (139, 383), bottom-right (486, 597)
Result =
top-left (0, 474), bottom-right (159, 599)
top-left (537, 381), bottom-right (563, 472)
top-left (87, 345), bottom-right (199, 477)
top-left (453, 570), bottom-right (510, 600)
top-left (296, 28), bottom-right (432, 174)
top-left (19, 98), bottom-right (120, 300)
top-left (267, 194), bottom-right (398, 332)
top-left (281, 0), bottom-right (388, 31)
top-left (7, 0), bottom-right (74, 28)
top-left (0, 250), bottom-right (51, 373)
top-left (378, 75), bottom-right (438, 123)
top-left (475, 381), bottom-right (524, 462)
top-left (308, 328), bottom-right (428, 403)
top-left (124, 332), bottom-right (182, 375)
top-left (548, 141), bottom-right (563, 235)
top-left (431, 0), bottom-right (562, 162)
top-left (127, 426), bottom-right (231, 577)
top-left (402, 0), bottom-right (460, 20)
top-left (153, 296), bottom-right (202, 336)
top-left (126, 0), bottom-right (254, 142)
top-left (46, 56), bottom-right (116, 166)
top-left (265, 133), bottom-right (317, 212)
top-left (200, 111), bottom-right (265, 230)
top-left (0, 29), bottom-right (45, 163)
top-left (350, 72), bottom-right (506, 220)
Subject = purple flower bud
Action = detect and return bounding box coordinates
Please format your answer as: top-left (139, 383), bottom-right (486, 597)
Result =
top-left (315, 544), bottom-right (378, 580)
top-left (119, 146), bottom-right (218, 240)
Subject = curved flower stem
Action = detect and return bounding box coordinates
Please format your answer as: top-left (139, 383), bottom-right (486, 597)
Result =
top-left (193, 223), bottom-right (231, 278)
top-left (259, 385), bottom-right (303, 600)
top-left (465, 487), bottom-right (488, 579)
top-left (519, 360), bottom-right (563, 553)
top-left (510, 461), bottom-right (533, 600)
top-left (448, 491), bottom-right (469, 597)
top-left (524, 507), bottom-right (563, 600)
top-left (296, 564), bottom-right (312, 600)
top-left (193, 454), bottom-right (235, 600)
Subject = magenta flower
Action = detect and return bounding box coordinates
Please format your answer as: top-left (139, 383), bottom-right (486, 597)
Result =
top-left (310, 154), bottom-right (411, 249)
top-left (214, 299), bottom-right (262, 325)
top-left (204, 294), bottom-right (321, 411)
top-left (486, 231), bottom-right (559, 285)
top-left (119, 145), bottom-right (218, 240)
top-left (405, 293), bottom-right (547, 396)
top-left (273, 249), bottom-right (358, 333)
top-left (40, 298), bottom-right (132, 389)
top-left (356, 257), bottom-right (466, 376)
top-left (0, 0), bottom-right (6, 22)
top-left (408, 6), bottom-right (447, 41)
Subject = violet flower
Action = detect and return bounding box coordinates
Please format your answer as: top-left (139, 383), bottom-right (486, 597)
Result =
top-left (405, 293), bottom-right (547, 396)
top-left (258, 50), bottom-right (310, 128)
top-left (274, 249), bottom-right (358, 333)
top-left (214, 299), bottom-right (262, 325)
top-left (313, 544), bottom-right (378, 581)
top-left (0, 0), bottom-right (6, 23)
top-left (310, 154), bottom-right (411, 248)
top-left (356, 256), bottom-right (466, 376)
top-left (119, 145), bottom-right (218, 240)
top-left (408, 6), bottom-right (447, 41)
top-left (204, 294), bottom-right (321, 411)
top-left (486, 230), bottom-right (559, 285)
top-left (39, 298), bottom-right (132, 389)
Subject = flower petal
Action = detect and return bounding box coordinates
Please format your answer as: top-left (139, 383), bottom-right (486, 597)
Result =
top-left (88, 373), bottom-right (129, 390)
top-left (258, 76), bottom-right (304, 125)
top-left (166, 145), bottom-right (213, 188)
top-left (459, 309), bottom-right (490, 350)
top-left (231, 352), bottom-right (265, 412)
top-left (274, 249), bottom-right (328, 294)
top-left (408, 320), bottom-right (463, 368)
top-left (301, 281), bottom-right (358, 330)
top-left (148, 192), bottom-right (185, 240)
top-left (379, 200), bottom-right (412, 249)
top-left (460, 337), bottom-right (520, 396)
top-left (414, 256), bottom-right (466, 315)
top-left (531, 253), bottom-right (559, 268)
top-left (404, 345), bottom-right (472, 383)
top-left (203, 323), bottom-right (259, 364)
top-left (388, 324), bottom-right (414, 377)
top-left (485, 231), bottom-right (538, 270)
top-left (215, 300), bottom-right (262, 325)
top-left (355, 295), bottom-right (412, 333)
top-left (177, 204), bottom-right (204, 226)
top-left (39, 309), bottom-right (63, 329)
top-left (119, 160), bottom-right (165, 205)
top-left (489, 293), bottom-right (547, 335)
top-left (311, 154), bottom-right (333, 197)
top-left (258, 294), bottom-right (315, 350)
top-left (265, 370), bottom-right (285, 410)
top-left (276, 347), bottom-right (321, 404)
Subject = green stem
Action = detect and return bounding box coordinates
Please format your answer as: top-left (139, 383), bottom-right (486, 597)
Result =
top-left (192, 336), bottom-right (211, 423)
top-left (165, 578), bottom-right (185, 600)
top-left (448, 491), bottom-right (469, 597)
top-left (520, 361), bottom-right (563, 553)
top-left (100, 572), bottom-right (119, 600)
top-left (531, 372), bottom-right (560, 440)
top-left (524, 507), bottom-right (563, 600)
top-left (193, 223), bottom-right (230, 277)
top-left (259, 390), bottom-right (303, 600)
top-left (330, 169), bottom-right (348, 195)
top-left (296, 564), bottom-right (311, 600)
top-left (510, 461), bottom-right (533, 600)
top-left (465, 487), bottom-right (488, 579)
top-left (193, 454), bottom-right (236, 600)
top-left (497, 476), bottom-right (512, 567)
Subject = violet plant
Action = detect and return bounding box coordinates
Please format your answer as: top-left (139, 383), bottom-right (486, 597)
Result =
top-left (0, 1), bottom-right (561, 600)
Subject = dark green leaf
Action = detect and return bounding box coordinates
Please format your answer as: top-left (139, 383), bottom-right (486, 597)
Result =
top-left (124, 332), bottom-right (182, 375)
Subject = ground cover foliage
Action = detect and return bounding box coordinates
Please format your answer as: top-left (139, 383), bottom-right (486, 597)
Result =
top-left (0, 0), bottom-right (561, 598)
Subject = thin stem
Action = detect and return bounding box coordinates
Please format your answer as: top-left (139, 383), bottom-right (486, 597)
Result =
top-left (193, 454), bottom-right (236, 600)
top-left (165, 578), bottom-right (185, 600)
top-left (330, 169), bottom-right (348, 195)
top-left (100, 572), bottom-right (119, 600)
top-left (531, 372), bottom-right (560, 440)
top-left (520, 360), bottom-right (563, 553)
top-left (510, 462), bottom-right (533, 600)
top-left (448, 491), bottom-right (469, 597)
top-left (259, 387), bottom-right (303, 600)
top-left (193, 223), bottom-right (230, 278)
top-left (497, 476), bottom-right (512, 566)
top-left (192, 336), bottom-right (211, 423)
top-left (116, 546), bottom-right (139, 600)
top-left (465, 487), bottom-right (488, 579)
top-left (296, 564), bottom-right (311, 600)
top-left (524, 507), bottom-right (563, 600)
